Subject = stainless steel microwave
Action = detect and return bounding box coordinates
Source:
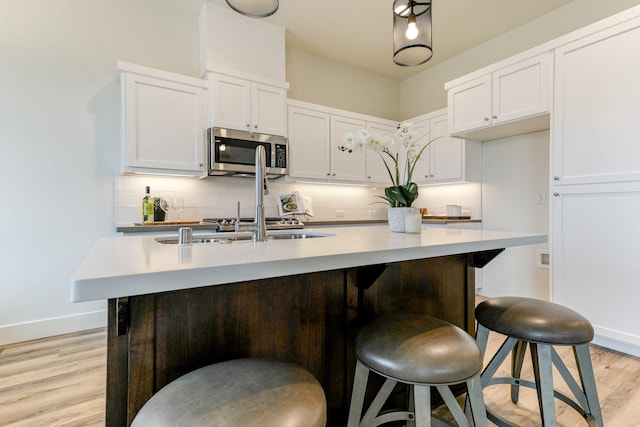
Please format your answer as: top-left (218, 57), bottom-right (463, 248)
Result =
top-left (207, 127), bottom-right (288, 178)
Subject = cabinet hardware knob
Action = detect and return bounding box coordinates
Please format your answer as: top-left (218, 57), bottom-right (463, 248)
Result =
top-left (492, 115), bottom-right (497, 119)
top-left (332, 173), bottom-right (336, 177)
top-left (246, 124), bottom-right (250, 128)
top-left (553, 192), bottom-right (560, 197)
top-left (484, 117), bottom-right (489, 122)
top-left (254, 125), bottom-right (258, 129)
top-left (553, 176), bottom-right (560, 180)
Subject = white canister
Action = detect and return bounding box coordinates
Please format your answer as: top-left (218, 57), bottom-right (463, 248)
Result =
top-left (405, 213), bottom-right (423, 233)
top-left (446, 205), bottom-right (462, 216)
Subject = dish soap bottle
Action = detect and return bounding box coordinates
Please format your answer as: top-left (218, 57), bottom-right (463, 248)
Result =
top-left (142, 186), bottom-right (154, 223)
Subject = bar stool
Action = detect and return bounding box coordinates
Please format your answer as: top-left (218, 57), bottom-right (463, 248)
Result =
top-left (132, 358), bottom-right (327, 427)
top-left (347, 314), bottom-right (488, 427)
top-left (474, 296), bottom-right (604, 426)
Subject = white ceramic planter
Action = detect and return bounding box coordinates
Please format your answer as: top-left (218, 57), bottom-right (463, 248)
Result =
top-left (387, 207), bottom-right (420, 232)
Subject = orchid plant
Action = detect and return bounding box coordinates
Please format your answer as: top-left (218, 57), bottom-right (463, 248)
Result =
top-left (340, 122), bottom-right (437, 208)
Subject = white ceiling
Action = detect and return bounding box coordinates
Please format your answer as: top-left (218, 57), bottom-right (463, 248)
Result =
top-left (200, 0), bottom-right (576, 81)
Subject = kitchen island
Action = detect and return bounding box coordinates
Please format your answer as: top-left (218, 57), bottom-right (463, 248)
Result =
top-left (72, 225), bottom-right (545, 426)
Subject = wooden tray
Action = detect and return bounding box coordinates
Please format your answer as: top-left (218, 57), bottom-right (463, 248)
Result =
top-left (137, 221), bottom-right (201, 226)
top-left (423, 215), bottom-right (471, 220)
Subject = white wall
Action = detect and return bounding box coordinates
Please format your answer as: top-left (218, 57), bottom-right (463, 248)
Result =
top-left (0, 0), bottom-right (201, 345)
top-left (479, 131), bottom-right (550, 299)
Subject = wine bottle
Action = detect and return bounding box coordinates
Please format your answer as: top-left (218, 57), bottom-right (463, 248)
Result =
top-left (142, 186), bottom-right (154, 223)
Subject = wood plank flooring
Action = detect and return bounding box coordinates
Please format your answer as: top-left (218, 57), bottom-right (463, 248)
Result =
top-left (1, 321), bottom-right (639, 426)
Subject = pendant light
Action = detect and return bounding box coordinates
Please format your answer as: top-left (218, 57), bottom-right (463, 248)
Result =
top-left (393, 0), bottom-right (433, 67)
top-left (225, 0), bottom-right (279, 18)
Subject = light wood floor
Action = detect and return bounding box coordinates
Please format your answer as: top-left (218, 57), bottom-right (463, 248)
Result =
top-left (1, 324), bottom-right (640, 426)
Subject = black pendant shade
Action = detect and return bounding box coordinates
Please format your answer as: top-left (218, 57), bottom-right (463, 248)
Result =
top-left (225, 0), bottom-right (279, 18)
top-left (393, 0), bottom-right (433, 67)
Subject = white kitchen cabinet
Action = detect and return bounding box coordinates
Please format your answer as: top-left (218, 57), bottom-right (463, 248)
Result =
top-left (409, 111), bottom-right (481, 185)
top-left (119, 62), bottom-right (208, 176)
top-left (208, 72), bottom-right (287, 136)
top-left (287, 106), bottom-right (331, 181)
top-left (551, 183), bottom-right (640, 356)
top-left (287, 100), bottom-right (398, 184)
top-left (365, 121), bottom-right (398, 184)
top-left (330, 115), bottom-right (366, 182)
top-left (447, 53), bottom-right (552, 141)
top-left (550, 11), bottom-right (640, 357)
top-left (552, 15), bottom-right (640, 186)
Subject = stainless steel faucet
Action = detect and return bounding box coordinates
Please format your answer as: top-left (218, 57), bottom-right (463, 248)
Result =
top-left (254, 145), bottom-right (269, 242)
top-left (235, 145), bottom-right (269, 242)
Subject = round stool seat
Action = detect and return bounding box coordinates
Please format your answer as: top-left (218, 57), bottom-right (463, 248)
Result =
top-left (132, 358), bottom-right (326, 427)
top-left (355, 314), bottom-right (483, 384)
top-left (475, 296), bottom-right (594, 345)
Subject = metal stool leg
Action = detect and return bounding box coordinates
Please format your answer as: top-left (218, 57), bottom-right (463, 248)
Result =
top-left (574, 344), bottom-right (604, 427)
top-left (510, 340), bottom-right (527, 403)
top-left (530, 343), bottom-right (556, 427)
top-left (347, 360), bottom-right (369, 427)
top-left (413, 385), bottom-right (432, 427)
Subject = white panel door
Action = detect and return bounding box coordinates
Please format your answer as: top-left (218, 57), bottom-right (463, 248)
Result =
top-left (429, 114), bottom-right (464, 183)
top-left (552, 183), bottom-right (640, 356)
top-left (553, 16), bottom-right (640, 185)
top-left (252, 83), bottom-right (287, 136)
top-left (287, 106), bottom-right (330, 181)
top-left (447, 75), bottom-right (491, 135)
top-left (493, 52), bottom-right (551, 124)
top-left (365, 121), bottom-right (397, 184)
top-left (210, 73), bottom-right (251, 131)
top-left (330, 115), bottom-right (366, 182)
top-left (123, 73), bottom-right (206, 175)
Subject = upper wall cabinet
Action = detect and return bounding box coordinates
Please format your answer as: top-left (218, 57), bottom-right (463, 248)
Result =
top-left (287, 100), bottom-right (398, 184)
top-left (446, 52), bottom-right (552, 141)
top-left (119, 62), bottom-right (208, 176)
top-left (410, 111), bottom-right (481, 185)
top-left (287, 105), bottom-right (331, 181)
top-left (552, 15), bottom-right (640, 185)
top-left (207, 71), bottom-right (288, 137)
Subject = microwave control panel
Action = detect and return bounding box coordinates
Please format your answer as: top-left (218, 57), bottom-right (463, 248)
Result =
top-left (275, 144), bottom-right (287, 169)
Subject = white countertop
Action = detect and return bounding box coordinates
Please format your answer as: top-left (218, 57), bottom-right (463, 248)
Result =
top-left (71, 225), bottom-right (546, 303)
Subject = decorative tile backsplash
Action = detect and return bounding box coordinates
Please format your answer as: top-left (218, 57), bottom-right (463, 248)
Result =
top-left (115, 175), bottom-right (481, 225)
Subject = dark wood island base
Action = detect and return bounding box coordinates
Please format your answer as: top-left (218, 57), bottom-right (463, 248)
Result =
top-left (106, 250), bottom-right (503, 426)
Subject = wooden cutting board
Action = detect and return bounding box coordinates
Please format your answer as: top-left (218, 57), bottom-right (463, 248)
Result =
top-left (138, 221), bottom-right (201, 226)
top-left (423, 215), bottom-right (471, 220)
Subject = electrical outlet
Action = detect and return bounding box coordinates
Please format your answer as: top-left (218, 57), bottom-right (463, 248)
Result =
top-left (536, 192), bottom-right (546, 204)
top-left (368, 210), bottom-right (377, 218)
top-left (335, 209), bottom-right (345, 217)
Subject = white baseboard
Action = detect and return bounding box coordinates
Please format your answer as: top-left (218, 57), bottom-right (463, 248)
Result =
top-left (592, 326), bottom-right (640, 358)
top-left (0, 310), bottom-right (107, 346)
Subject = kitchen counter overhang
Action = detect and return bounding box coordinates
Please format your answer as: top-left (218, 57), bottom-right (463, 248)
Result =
top-left (71, 225), bottom-right (545, 303)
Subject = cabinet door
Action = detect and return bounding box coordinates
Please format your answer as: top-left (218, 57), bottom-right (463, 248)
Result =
top-left (330, 115), bottom-right (366, 182)
top-left (410, 117), bottom-right (431, 185)
top-left (252, 83), bottom-right (287, 136)
top-left (551, 183), bottom-right (640, 356)
top-left (447, 75), bottom-right (491, 135)
top-left (210, 73), bottom-right (251, 131)
top-left (429, 114), bottom-right (464, 183)
top-left (365, 122), bottom-right (397, 184)
top-left (552, 16), bottom-right (640, 185)
top-left (288, 106), bottom-right (330, 181)
top-left (122, 73), bottom-right (206, 175)
top-left (492, 53), bottom-right (551, 125)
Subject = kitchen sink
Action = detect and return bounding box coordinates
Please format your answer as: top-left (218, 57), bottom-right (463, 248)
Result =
top-left (155, 231), bottom-right (332, 244)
